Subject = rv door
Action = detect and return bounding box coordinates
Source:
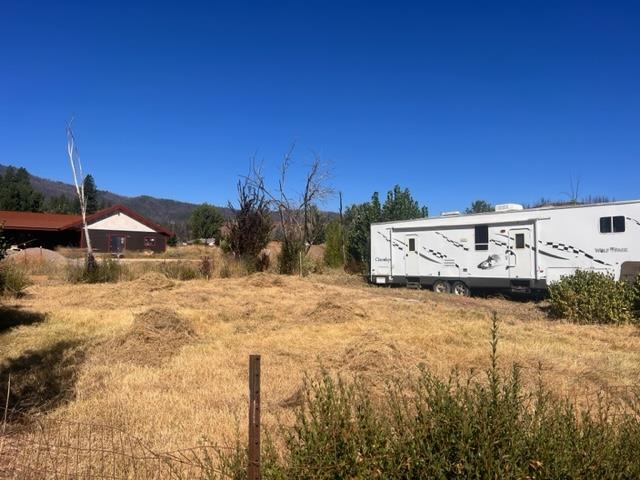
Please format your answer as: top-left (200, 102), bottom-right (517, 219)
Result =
top-left (507, 228), bottom-right (533, 279)
top-left (405, 234), bottom-right (420, 277)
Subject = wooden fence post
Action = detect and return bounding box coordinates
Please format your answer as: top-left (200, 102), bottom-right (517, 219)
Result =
top-left (248, 354), bottom-right (261, 480)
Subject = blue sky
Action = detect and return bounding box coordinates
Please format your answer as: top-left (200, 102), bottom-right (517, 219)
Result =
top-left (1, 1), bottom-right (639, 215)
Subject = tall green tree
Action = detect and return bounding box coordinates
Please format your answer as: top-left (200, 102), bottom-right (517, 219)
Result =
top-left (0, 166), bottom-right (43, 212)
top-left (189, 203), bottom-right (224, 240)
top-left (324, 219), bottom-right (344, 268)
top-left (464, 199), bottom-right (493, 214)
top-left (345, 192), bottom-right (382, 270)
top-left (83, 174), bottom-right (99, 214)
top-left (44, 194), bottom-right (76, 214)
top-left (381, 185), bottom-right (427, 221)
top-left (345, 186), bottom-right (428, 272)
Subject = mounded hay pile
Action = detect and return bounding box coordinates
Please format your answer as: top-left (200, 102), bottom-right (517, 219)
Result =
top-left (339, 332), bottom-right (415, 376)
top-left (247, 272), bottom-right (285, 288)
top-left (133, 272), bottom-right (175, 291)
top-left (308, 297), bottom-right (368, 323)
top-left (95, 308), bottom-right (196, 367)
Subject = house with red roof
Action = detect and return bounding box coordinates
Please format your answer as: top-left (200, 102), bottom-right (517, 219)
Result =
top-left (0, 205), bottom-right (170, 253)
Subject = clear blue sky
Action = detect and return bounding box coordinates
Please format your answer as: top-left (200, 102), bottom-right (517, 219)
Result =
top-left (1, 1), bottom-right (639, 215)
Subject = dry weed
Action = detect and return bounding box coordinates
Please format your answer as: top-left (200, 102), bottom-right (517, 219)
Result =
top-left (1, 272), bottom-right (639, 457)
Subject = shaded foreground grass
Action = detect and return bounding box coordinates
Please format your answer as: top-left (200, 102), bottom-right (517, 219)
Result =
top-left (1, 273), bottom-right (640, 477)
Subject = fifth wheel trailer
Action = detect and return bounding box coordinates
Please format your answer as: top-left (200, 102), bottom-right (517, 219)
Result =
top-left (370, 200), bottom-right (640, 295)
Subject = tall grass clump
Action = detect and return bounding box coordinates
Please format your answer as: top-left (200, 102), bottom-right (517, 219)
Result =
top-left (218, 314), bottom-right (640, 479)
top-left (548, 270), bottom-right (637, 324)
top-left (156, 260), bottom-right (200, 280)
top-left (67, 258), bottom-right (125, 283)
top-left (0, 263), bottom-right (31, 297)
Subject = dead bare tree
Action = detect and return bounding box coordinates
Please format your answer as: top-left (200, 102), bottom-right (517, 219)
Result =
top-left (245, 145), bottom-right (333, 273)
top-left (66, 121), bottom-right (96, 271)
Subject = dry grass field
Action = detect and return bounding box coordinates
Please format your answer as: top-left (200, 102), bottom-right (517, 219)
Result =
top-left (2, 269), bottom-right (640, 459)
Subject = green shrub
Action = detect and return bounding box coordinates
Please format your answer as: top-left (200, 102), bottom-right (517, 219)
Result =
top-left (216, 315), bottom-right (640, 479)
top-left (0, 263), bottom-right (31, 297)
top-left (548, 270), bottom-right (636, 324)
top-left (278, 240), bottom-right (302, 275)
top-left (67, 257), bottom-right (125, 283)
top-left (324, 219), bottom-right (344, 268)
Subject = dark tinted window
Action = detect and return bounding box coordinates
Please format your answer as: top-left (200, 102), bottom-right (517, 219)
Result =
top-left (408, 238), bottom-right (416, 251)
top-left (600, 217), bottom-right (612, 233)
top-left (613, 216), bottom-right (625, 232)
top-left (515, 233), bottom-right (525, 249)
top-left (475, 225), bottom-right (489, 251)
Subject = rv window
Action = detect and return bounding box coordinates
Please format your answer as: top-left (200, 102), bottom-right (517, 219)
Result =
top-left (600, 216), bottom-right (625, 234)
top-left (475, 225), bottom-right (489, 251)
top-left (613, 216), bottom-right (625, 232)
top-left (408, 238), bottom-right (416, 251)
top-left (515, 233), bottom-right (525, 249)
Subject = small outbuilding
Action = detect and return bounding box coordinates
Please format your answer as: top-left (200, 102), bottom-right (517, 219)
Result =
top-left (0, 204), bottom-right (171, 254)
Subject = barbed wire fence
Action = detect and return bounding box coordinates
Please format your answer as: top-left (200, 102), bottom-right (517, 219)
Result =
top-left (0, 418), bottom-right (229, 479)
top-left (0, 355), bottom-right (262, 480)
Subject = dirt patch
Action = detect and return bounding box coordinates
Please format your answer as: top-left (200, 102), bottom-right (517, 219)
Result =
top-left (96, 308), bottom-right (196, 367)
top-left (308, 297), bottom-right (368, 323)
top-left (306, 244), bottom-right (325, 262)
top-left (5, 248), bottom-right (68, 266)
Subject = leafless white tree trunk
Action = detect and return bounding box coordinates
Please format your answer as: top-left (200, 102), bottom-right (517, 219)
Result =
top-left (66, 121), bottom-right (95, 266)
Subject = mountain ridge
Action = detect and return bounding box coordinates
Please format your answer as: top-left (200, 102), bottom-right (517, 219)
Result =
top-left (0, 164), bottom-right (231, 228)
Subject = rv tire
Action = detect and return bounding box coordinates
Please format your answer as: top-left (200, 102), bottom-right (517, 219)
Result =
top-left (432, 280), bottom-right (451, 294)
top-left (451, 281), bottom-right (470, 297)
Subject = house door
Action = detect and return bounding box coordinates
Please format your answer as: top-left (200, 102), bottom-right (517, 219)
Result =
top-left (507, 228), bottom-right (532, 279)
top-left (405, 234), bottom-right (420, 276)
top-left (109, 235), bottom-right (125, 254)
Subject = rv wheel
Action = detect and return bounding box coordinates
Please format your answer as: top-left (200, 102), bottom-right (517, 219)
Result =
top-left (432, 280), bottom-right (451, 294)
top-left (451, 281), bottom-right (470, 297)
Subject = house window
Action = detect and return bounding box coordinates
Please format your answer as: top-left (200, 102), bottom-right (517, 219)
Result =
top-left (600, 216), bottom-right (625, 234)
top-left (144, 236), bottom-right (156, 248)
top-left (515, 233), bottom-right (525, 249)
top-left (475, 225), bottom-right (489, 250)
top-left (408, 238), bottom-right (416, 252)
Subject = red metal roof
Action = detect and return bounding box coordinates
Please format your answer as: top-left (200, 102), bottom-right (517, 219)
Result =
top-left (1, 205), bottom-right (171, 236)
top-left (0, 210), bottom-right (81, 231)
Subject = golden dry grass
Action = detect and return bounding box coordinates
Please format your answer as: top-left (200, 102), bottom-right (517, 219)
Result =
top-left (2, 272), bottom-right (640, 456)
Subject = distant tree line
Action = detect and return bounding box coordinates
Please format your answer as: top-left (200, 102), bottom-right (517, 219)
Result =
top-left (0, 167), bottom-right (106, 214)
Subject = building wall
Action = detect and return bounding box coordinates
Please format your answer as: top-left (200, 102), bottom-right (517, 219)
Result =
top-left (4, 229), bottom-right (81, 249)
top-left (85, 230), bottom-right (167, 253)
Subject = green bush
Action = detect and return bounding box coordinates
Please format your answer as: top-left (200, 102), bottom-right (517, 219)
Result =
top-left (548, 270), bottom-right (636, 324)
top-left (278, 240), bottom-right (302, 275)
top-left (0, 263), bottom-right (31, 297)
top-left (67, 257), bottom-right (125, 283)
top-left (215, 316), bottom-right (640, 479)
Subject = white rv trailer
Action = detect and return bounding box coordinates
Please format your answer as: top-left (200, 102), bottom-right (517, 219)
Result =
top-left (370, 200), bottom-right (640, 295)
